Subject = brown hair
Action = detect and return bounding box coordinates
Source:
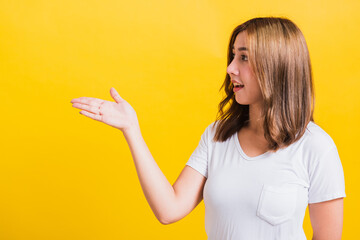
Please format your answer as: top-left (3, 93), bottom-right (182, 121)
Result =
top-left (213, 17), bottom-right (315, 151)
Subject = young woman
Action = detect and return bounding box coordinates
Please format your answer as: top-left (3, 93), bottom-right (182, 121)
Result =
top-left (71, 17), bottom-right (346, 240)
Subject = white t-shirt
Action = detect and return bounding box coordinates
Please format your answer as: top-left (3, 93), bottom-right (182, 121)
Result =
top-left (186, 121), bottom-right (346, 240)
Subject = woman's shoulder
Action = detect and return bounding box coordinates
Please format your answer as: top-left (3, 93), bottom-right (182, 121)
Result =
top-left (200, 121), bottom-right (216, 134)
top-left (300, 121), bottom-right (337, 153)
top-left (201, 121), bottom-right (217, 140)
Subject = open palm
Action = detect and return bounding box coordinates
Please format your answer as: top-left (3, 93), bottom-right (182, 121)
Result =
top-left (71, 87), bottom-right (138, 132)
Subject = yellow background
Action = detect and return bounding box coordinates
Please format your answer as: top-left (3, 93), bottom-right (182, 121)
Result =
top-left (1, 0), bottom-right (359, 239)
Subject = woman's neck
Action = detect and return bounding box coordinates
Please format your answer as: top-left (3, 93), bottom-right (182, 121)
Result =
top-left (247, 103), bottom-right (265, 136)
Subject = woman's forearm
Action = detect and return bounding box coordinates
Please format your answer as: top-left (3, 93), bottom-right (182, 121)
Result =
top-left (123, 126), bottom-right (177, 224)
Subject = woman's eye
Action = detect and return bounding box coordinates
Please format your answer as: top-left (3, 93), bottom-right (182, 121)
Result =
top-left (231, 53), bottom-right (248, 61)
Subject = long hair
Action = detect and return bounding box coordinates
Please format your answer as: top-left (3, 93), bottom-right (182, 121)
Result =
top-left (213, 17), bottom-right (315, 151)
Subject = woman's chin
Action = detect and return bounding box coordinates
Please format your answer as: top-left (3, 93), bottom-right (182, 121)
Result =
top-left (235, 98), bottom-right (249, 105)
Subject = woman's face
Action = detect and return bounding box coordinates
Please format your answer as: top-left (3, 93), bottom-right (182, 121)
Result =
top-left (227, 31), bottom-right (264, 107)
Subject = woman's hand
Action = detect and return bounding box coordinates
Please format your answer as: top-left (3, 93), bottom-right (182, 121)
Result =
top-left (71, 87), bottom-right (139, 133)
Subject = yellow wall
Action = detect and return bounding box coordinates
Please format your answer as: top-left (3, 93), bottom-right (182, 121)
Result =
top-left (1, 0), bottom-right (359, 239)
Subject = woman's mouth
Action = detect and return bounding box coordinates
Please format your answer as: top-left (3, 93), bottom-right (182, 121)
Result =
top-left (233, 84), bottom-right (244, 92)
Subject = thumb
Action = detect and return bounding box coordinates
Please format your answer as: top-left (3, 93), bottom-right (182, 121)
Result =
top-left (110, 87), bottom-right (123, 103)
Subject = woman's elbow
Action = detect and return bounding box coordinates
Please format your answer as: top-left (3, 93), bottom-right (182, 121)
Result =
top-left (159, 218), bottom-right (173, 225)
top-left (157, 216), bottom-right (176, 225)
top-left (156, 212), bottom-right (183, 225)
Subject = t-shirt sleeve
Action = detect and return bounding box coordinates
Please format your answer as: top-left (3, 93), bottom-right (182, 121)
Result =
top-left (308, 145), bottom-right (346, 204)
top-left (185, 123), bottom-right (213, 178)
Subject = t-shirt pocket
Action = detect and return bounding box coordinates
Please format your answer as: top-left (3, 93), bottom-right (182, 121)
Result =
top-left (256, 184), bottom-right (298, 226)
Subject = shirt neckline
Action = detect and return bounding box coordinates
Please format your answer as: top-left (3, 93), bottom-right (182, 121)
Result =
top-left (233, 121), bottom-right (314, 160)
top-left (233, 132), bottom-right (273, 161)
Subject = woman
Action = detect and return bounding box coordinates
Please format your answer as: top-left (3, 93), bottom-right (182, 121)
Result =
top-left (71, 17), bottom-right (346, 239)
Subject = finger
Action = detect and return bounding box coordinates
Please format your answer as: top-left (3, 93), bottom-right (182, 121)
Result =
top-left (110, 87), bottom-right (123, 103)
top-left (72, 103), bottom-right (101, 115)
top-left (79, 110), bottom-right (102, 122)
top-left (71, 97), bottom-right (103, 106)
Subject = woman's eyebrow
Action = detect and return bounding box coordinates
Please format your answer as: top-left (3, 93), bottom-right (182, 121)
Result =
top-left (232, 46), bottom-right (248, 51)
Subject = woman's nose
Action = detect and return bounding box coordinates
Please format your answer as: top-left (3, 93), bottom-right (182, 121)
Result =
top-left (227, 60), bottom-right (239, 76)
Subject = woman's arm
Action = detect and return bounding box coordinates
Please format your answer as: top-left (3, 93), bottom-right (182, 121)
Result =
top-left (71, 88), bottom-right (206, 224)
top-left (123, 127), bottom-right (206, 224)
top-left (309, 198), bottom-right (344, 240)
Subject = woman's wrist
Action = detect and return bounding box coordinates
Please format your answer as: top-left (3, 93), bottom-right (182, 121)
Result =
top-left (122, 123), bottom-right (141, 140)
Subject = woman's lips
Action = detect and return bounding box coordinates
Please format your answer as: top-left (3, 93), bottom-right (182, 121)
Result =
top-left (233, 85), bottom-right (244, 92)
